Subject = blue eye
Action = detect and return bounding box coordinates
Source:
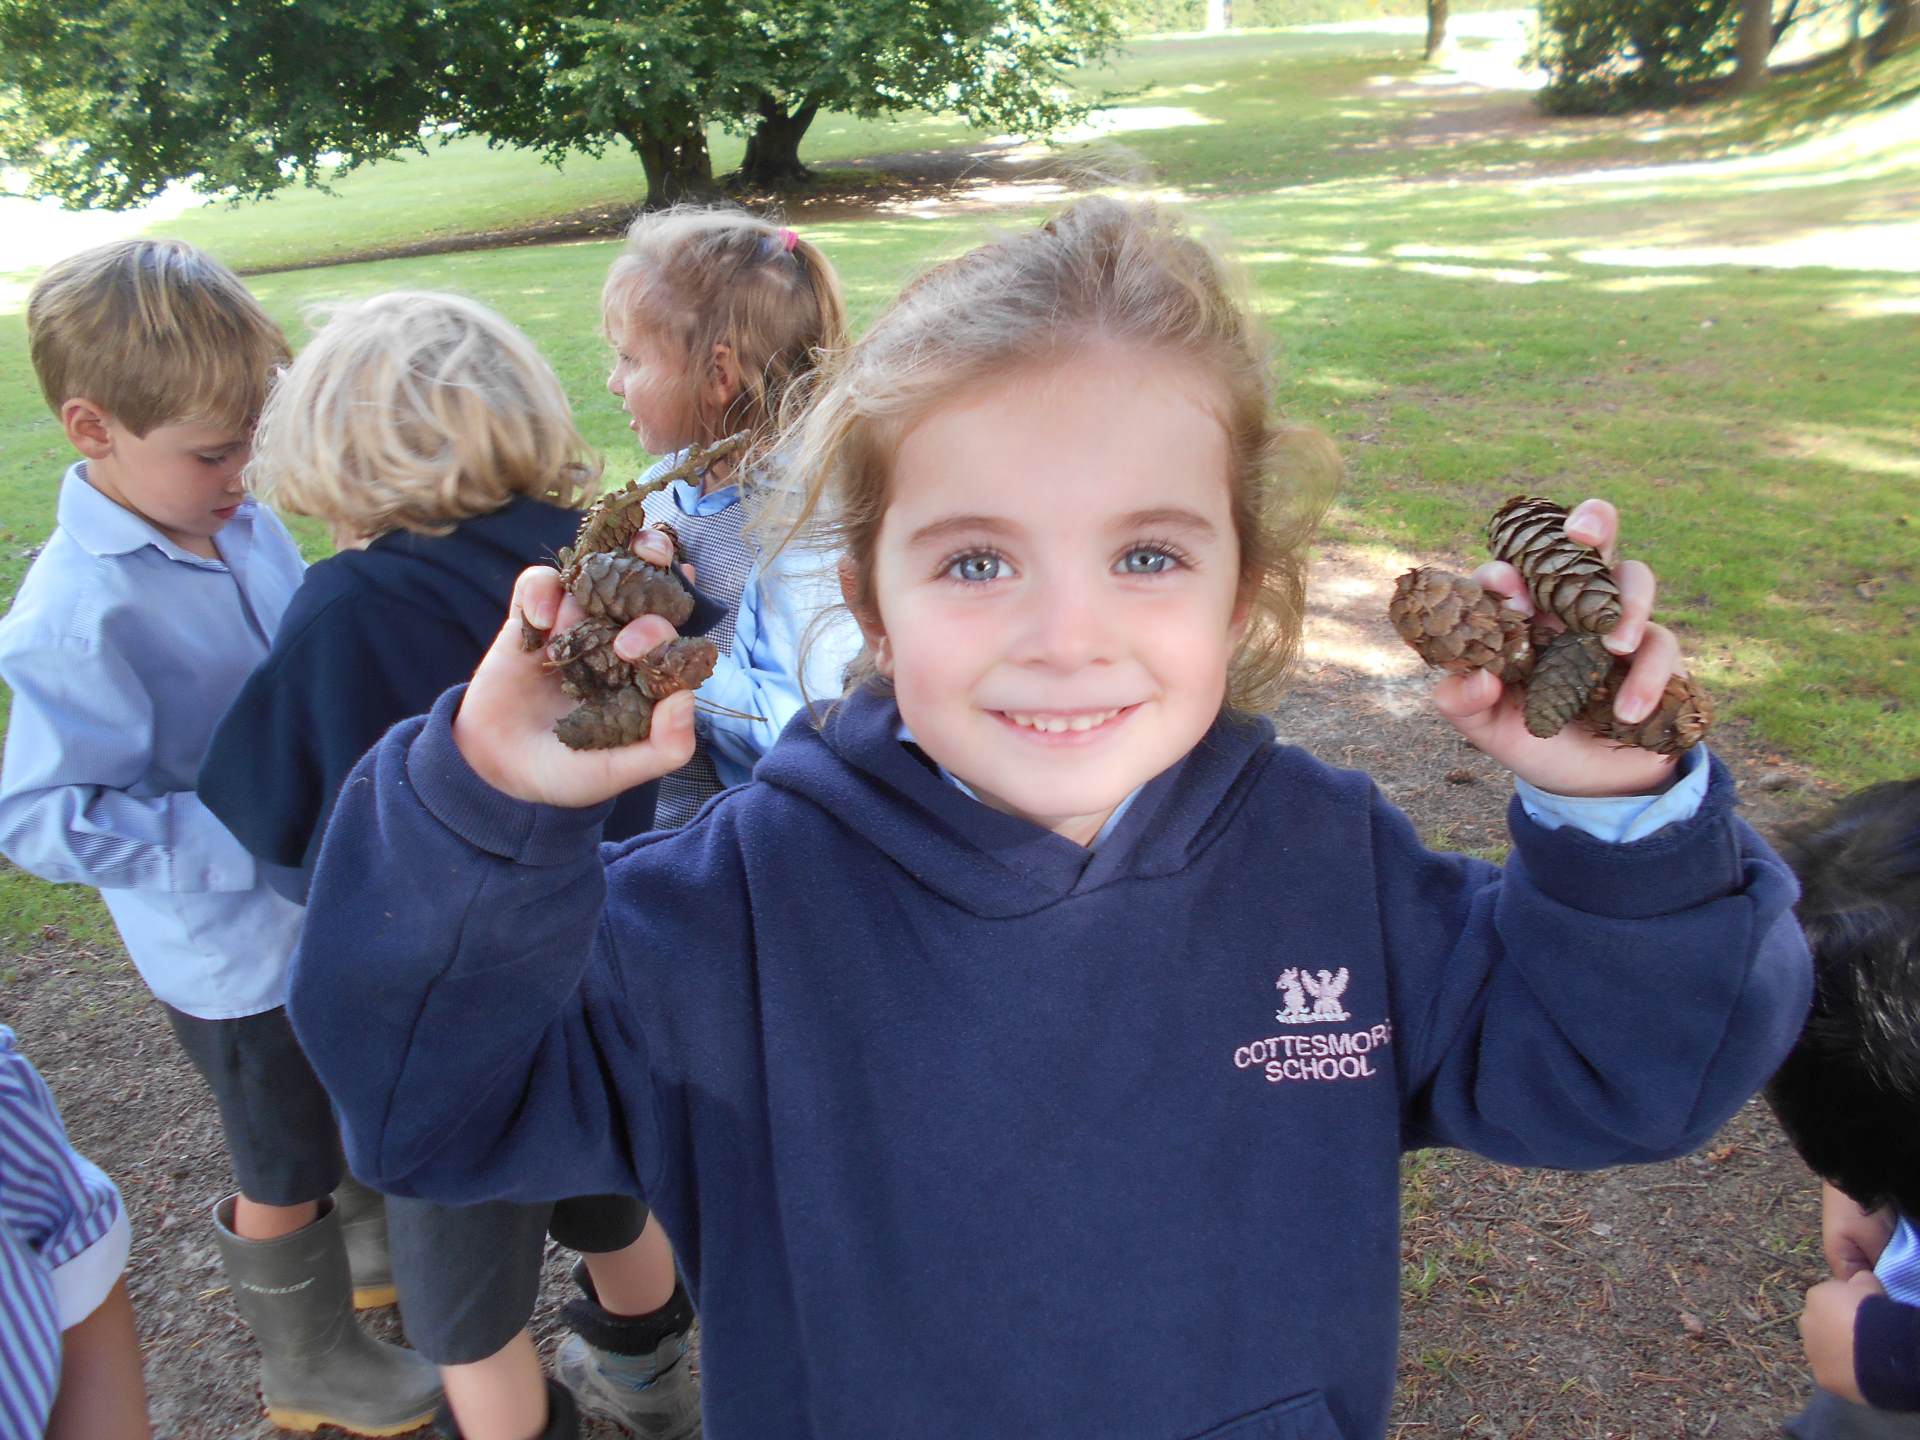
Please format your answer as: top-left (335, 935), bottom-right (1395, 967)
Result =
top-left (947, 553), bottom-right (1003, 583)
top-left (1118, 547), bottom-right (1178, 575)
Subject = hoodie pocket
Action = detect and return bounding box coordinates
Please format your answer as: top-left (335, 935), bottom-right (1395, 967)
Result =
top-left (1183, 1391), bottom-right (1347, 1440)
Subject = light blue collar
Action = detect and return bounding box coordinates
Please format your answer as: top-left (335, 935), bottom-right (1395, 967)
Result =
top-left (662, 475), bottom-right (743, 517)
top-left (57, 462), bottom-right (245, 569)
top-left (894, 719), bottom-right (1144, 851)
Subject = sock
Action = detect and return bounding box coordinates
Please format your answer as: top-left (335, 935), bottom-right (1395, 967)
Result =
top-left (562, 1260), bottom-right (695, 1357)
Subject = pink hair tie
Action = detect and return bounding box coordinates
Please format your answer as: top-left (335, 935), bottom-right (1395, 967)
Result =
top-left (780, 228), bottom-right (799, 253)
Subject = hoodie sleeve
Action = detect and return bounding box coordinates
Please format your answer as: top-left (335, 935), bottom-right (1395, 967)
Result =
top-left (287, 686), bottom-right (673, 1204)
top-left (1858, 1295), bottom-right (1920, 1410)
top-left (200, 583), bottom-right (483, 900)
top-left (1379, 755), bottom-right (1811, 1167)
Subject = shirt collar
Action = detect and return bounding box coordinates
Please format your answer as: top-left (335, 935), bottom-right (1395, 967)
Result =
top-left (664, 474), bottom-right (742, 516)
top-left (56, 461), bottom-right (246, 569)
top-left (894, 718), bottom-right (1144, 852)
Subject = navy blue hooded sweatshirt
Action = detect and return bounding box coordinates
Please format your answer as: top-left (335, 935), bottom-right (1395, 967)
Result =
top-left (198, 496), bottom-right (708, 899)
top-left (290, 683), bottom-right (1810, 1440)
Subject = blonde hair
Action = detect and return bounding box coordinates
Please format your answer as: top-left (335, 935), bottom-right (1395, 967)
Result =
top-left (772, 194), bottom-right (1339, 715)
top-left (27, 238), bottom-right (289, 436)
top-left (602, 206), bottom-right (849, 459)
top-left (247, 292), bottom-right (599, 539)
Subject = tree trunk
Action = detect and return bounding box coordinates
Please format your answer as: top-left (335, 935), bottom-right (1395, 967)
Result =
top-left (1731, 0), bottom-right (1772, 92)
top-left (627, 111), bottom-right (715, 209)
top-left (1425, 0), bottom-right (1451, 59)
top-left (736, 98), bottom-right (820, 189)
top-left (1205, 0), bottom-right (1231, 32)
top-left (1872, 0), bottom-right (1917, 57)
top-left (1848, 0), bottom-right (1868, 76)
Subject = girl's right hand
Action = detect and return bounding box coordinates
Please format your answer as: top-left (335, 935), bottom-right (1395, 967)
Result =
top-left (451, 562), bottom-right (696, 809)
top-left (1821, 1180), bottom-right (1896, 1281)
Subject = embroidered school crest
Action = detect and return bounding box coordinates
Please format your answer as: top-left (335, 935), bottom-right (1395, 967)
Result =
top-left (1234, 970), bottom-right (1390, 1085)
top-left (1275, 967), bottom-right (1350, 1025)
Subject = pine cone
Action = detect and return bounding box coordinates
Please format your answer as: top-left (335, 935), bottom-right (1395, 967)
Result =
top-left (1522, 631), bottom-right (1612, 739)
top-left (1583, 663), bottom-right (1714, 755)
top-left (633, 637), bottom-right (718, 699)
top-left (1388, 568), bottom-right (1536, 683)
top-left (569, 553), bottom-right (696, 628)
top-left (556, 688), bottom-right (656, 750)
top-left (1487, 496), bottom-right (1622, 636)
top-left (547, 617), bottom-right (631, 700)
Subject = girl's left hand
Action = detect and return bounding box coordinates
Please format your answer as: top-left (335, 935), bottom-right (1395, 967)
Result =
top-left (1430, 498), bottom-right (1682, 799)
top-left (1802, 1270), bottom-right (1882, 1403)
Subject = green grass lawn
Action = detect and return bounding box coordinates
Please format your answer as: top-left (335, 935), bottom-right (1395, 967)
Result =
top-left (1, 28), bottom-right (1915, 947)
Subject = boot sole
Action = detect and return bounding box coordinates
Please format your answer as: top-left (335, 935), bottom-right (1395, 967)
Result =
top-left (352, 1282), bottom-right (399, 1310)
top-left (265, 1403), bottom-right (435, 1436)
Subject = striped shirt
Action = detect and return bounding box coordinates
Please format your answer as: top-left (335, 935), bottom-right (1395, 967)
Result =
top-left (0, 1026), bottom-right (130, 1435)
top-left (1879, 1216), bottom-right (1920, 1305)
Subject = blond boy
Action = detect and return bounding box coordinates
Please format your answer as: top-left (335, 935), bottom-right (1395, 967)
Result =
top-left (0, 239), bottom-right (439, 1435)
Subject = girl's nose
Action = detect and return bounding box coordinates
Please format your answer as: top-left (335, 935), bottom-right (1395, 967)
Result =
top-left (1015, 574), bottom-right (1113, 672)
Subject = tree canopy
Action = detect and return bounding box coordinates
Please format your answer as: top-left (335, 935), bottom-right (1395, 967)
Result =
top-left (0, 0), bottom-right (1122, 209)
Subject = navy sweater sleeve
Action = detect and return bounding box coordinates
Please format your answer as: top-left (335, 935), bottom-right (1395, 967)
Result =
top-left (201, 587), bottom-right (479, 901)
top-left (287, 686), bottom-right (700, 1204)
top-left (1375, 755), bottom-right (1810, 1166)
top-left (1858, 1296), bottom-right (1920, 1410)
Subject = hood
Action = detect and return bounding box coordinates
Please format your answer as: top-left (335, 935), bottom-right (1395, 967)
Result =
top-left (755, 685), bottom-right (1279, 918)
top-left (348, 496), bottom-right (578, 619)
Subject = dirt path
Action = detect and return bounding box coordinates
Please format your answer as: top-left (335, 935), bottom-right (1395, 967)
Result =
top-left (0, 537), bottom-right (1837, 1439)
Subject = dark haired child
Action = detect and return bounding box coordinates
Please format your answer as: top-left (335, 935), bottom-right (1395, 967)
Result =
top-left (1768, 779), bottom-right (1920, 1437)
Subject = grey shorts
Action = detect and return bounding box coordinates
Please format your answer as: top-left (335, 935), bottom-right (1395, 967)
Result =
top-left (1786, 1391), bottom-right (1920, 1439)
top-left (387, 1192), bottom-right (649, 1364)
top-left (162, 1003), bottom-right (344, 1206)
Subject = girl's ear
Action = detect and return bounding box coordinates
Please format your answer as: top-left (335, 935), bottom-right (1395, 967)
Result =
top-left (838, 556), bottom-right (892, 677)
top-left (704, 342), bottom-right (743, 425)
top-left (61, 399), bottom-right (114, 460)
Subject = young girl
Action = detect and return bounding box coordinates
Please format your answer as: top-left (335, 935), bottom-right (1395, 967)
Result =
top-left (288, 199), bottom-right (1812, 1439)
top-left (602, 206), bottom-right (850, 826)
top-left (199, 293), bottom-right (700, 1440)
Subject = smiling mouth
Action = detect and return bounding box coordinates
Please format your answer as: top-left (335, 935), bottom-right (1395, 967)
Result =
top-left (998, 706), bottom-right (1133, 735)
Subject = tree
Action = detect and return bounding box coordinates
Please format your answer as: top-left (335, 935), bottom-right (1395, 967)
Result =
top-left (0, 0), bottom-right (1121, 211)
top-left (1731, 0), bottom-right (1774, 90)
top-left (729, 0), bottom-right (1122, 190)
top-left (1425, 0), bottom-right (1450, 59)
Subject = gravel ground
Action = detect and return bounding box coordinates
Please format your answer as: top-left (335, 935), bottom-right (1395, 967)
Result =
top-left (1, 537), bottom-right (1837, 1438)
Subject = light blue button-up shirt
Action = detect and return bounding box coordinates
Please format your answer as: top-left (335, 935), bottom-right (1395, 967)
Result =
top-left (0, 464), bottom-right (306, 1019)
top-left (649, 472), bottom-right (862, 788)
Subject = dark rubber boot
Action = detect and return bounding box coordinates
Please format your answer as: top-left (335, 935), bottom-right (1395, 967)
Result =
top-left (212, 1194), bottom-right (442, 1436)
top-left (334, 1173), bottom-right (398, 1310)
top-left (432, 1377), bottom-right (580, 1439)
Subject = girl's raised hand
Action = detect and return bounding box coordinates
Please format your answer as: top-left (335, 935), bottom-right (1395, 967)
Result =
top-left (452, 547), bottom-right (696, 809)
top-left (1429, 498), bottom-right (1683, 799)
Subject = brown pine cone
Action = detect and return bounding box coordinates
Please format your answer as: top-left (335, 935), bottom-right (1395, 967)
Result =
top-left (569, 553), bottom-right (696, 628)
top-left (1583, 663), bottom-right (1713, 755)
top-left (1388, 567), bottom-right (1536, 683)
top-left (547, 617), bottom-right (631, 700)
top-left (1487, 495), bottom-right (1622, 636)
top-left (1523, 631), bottom-right (1613, 738)
top-left (633, 637), bottom-right (719, 699)
top-left (556, 688), bottom-right (657, 750)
